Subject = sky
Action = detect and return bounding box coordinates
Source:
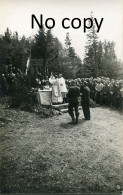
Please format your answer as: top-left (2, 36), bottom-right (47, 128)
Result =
top-left (0, 0), bottom-right (123, 60)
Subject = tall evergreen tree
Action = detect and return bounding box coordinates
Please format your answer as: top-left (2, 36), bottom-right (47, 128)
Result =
top-left (84, 12), bottom-right (99, 77)
top-left (0, 28), bottom-right (30, 72)
top-left (65, 32), bottom-right (71, 50)
top-left (45, 29), bottom-right (58, 75)
top-left (32, 29), bottom-right (60, 76)
top-left (63, 32), bottom-right (82, 78)
top-left (102, 40), bottom-right (119, 77)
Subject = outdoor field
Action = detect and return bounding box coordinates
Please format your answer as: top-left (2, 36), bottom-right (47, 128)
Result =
top-left (0, 103), bottom-right (123, 193)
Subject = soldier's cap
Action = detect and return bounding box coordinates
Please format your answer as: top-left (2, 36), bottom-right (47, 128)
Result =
top-left (77, 78), bottom-right (81, 82)
top-left (84, 81), bottom-right (88, 85)
top-left (70, 80), bottom-right (76, 85)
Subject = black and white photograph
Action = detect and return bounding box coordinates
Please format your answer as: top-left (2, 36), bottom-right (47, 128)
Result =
top-left (0, 0), bottom-right (123, 194)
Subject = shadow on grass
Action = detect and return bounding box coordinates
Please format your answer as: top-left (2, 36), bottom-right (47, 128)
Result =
top-left (60, 119), bottom-right (86, 129)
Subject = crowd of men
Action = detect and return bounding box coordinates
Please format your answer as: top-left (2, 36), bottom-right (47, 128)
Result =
top-left (66, 77), bottom-right (123, 124)
top-left (66, 77), bottom-right (123, 109)
top-left (1, 65), bottom-right (123, 121)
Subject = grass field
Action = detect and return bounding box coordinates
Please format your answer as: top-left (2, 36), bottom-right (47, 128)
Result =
top-left (0, 103), bottom-right (123, 193)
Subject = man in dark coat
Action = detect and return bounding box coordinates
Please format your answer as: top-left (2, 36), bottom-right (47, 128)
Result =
top-left (67, 80), bottom-right (80, 124)
top-left (81, 81), bottom-right (91, 120)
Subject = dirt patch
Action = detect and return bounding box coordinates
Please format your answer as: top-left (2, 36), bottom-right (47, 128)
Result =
top-left (0, 103), bottom-right (123, 193)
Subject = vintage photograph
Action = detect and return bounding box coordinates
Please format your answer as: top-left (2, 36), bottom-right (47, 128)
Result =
top-left (0, 0), bottom-right (123, 194)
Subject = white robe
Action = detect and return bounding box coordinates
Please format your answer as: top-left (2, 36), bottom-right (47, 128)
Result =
top-left (49, 77), bottom-right (63, 103)
top-left (57, 77), bottom-right (68, 93)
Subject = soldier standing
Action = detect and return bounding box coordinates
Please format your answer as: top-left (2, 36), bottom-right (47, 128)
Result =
top-left (81, 81), bottom-right (91, 120)
top-left (67, 80), bottom-right (80, 124)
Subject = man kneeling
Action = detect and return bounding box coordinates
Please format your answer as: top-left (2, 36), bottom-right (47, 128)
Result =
top-left (67, 80), bottom-right (80, 124)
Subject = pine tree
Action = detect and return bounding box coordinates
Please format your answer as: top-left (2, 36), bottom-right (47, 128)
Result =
top-left (32, 29), bottom-right (60, 76)
top-left (63, 32), bottom-right (82, 78)
top-left (45, 29), bottom-right (59, 75)
top-left (32, 28), bottom-right (46, 59)
top-left (84, 12), bottom-right (99, 77)
top-left (102, 40), bottom-right (119, 77)
top-left (0, 28), bottom-right (30, 72)
top-left (65, 32), bottom-right (71, 50)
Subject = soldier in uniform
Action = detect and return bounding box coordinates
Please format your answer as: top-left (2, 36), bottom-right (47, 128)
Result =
top-left (81, 81), bottom-right (91, 120)
top-left (67, 80), bottom-right (80, 124)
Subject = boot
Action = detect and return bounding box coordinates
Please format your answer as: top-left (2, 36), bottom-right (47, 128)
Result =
top-left (75, 117), bottom-right (78, 124)
top-left (72, 117), bottom-right (76, 124)
top-left (68, 116), bottom-right (75, 124)
top-left (75, 112), bottom-right (79, 124)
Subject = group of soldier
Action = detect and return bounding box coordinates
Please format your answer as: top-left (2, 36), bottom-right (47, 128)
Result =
top-left (66, 77), bottom-right (123, 124)
top-left (67, 80), bottom-right (90, 124)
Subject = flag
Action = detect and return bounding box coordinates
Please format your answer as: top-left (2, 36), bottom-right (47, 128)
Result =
top-left (26, 55), bottom-right (31, 75)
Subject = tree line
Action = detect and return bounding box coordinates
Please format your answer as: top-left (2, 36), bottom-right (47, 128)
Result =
top-left (0, 14), bottom-right (123, 80)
